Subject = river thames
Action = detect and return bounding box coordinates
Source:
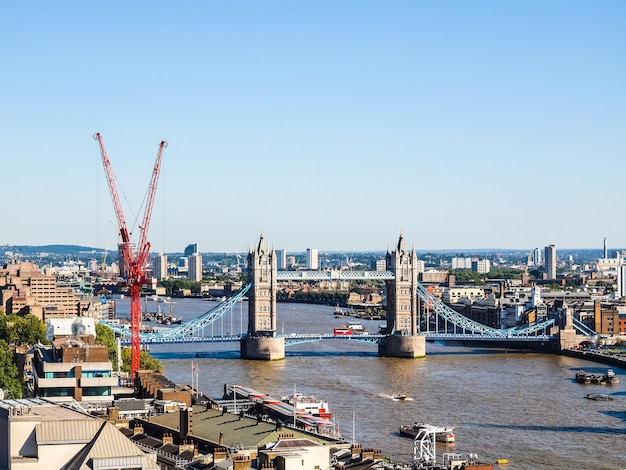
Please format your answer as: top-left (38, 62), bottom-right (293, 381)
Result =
top-left (118, 298), bottom-right (626, 469)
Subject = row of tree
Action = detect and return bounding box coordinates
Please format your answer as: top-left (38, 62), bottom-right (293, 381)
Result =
top-left (95, 322), bottom-right (163, 373)
top-left (0, 313), bottom-right (48, 398)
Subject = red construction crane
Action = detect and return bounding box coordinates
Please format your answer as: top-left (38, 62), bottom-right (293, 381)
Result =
top-left (94, 132), bottom-right (167, 380)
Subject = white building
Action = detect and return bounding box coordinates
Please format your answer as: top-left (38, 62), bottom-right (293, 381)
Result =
top-left (442, 287), bottom-right (485, 304)
top-left (306, 248), bottom-right (319, 270)
top-left (544, 244), bottom-right (557, 280)
top-left (471, 259), bottom-right (491, 274)
top-left (532, 247), bottom-right (542, 267)
top-left (188, 252), bottom-right (203, 281)
top-left (451, 257), bottom-right (473, 269)
top-left (617, 257), bottom-right (626, 299)
top-left (153, 253), bottom-right (168, 281)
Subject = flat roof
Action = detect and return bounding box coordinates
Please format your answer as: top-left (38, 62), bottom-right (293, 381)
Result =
top-left (0, 398), bottom-right (96, 422)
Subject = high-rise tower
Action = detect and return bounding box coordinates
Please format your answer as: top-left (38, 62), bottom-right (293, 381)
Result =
top-left (545, 244), bottom-right (557, 280)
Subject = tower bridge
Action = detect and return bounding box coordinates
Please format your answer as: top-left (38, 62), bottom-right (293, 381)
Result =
top-left (103, 234), bottom-right (598, 359)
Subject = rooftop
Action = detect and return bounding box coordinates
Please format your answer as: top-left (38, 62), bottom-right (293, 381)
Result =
top-left (144, 405), bottom-right (343, 449)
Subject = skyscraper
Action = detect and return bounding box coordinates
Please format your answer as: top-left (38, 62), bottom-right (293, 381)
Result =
top-left (617, 253), bottom-right (626, 299)
top-left (306, 248), bottom-right (319, 270)
top-left (184, 243), bottom-right (198, 257)
top-left (532, 248), bottom-right (542, 267)
top-left (275, 249), bottom-right (287, 270)
top-left (188, 252), bottom-right (202, 281)
top-left (153, 253), bottom-right (168, 281)
top-left (544, 244), bottom-right (557, 280)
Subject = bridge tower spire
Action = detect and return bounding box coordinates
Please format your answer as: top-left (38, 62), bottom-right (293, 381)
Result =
top-left (379, 233), bottom-right (425, 358)
top-left (240, 233), bottom-right (285, 360)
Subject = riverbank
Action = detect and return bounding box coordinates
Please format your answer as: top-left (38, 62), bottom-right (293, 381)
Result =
top-left (561, 348), bottom-right (626, 369)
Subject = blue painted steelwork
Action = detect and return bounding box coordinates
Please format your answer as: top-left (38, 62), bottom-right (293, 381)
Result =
top-left (106, 280), bottom-right (598, 348)
top-left (572, 317), bottom-right (597, 337)
top-left (101, 284), bottom-right (251, 342)
top-left (416, 282), bottom-right (555, 337)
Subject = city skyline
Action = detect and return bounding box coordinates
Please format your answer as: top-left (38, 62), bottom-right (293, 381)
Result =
top-left (1, 2), bottom-right (624, 253)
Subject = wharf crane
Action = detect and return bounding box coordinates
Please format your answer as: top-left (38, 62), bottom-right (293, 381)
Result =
top-left (94, 132), bottom-right (167, 380)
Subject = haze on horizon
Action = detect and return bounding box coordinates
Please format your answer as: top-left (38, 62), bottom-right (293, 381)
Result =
top-left (1, 2), bottom-right (624, 254)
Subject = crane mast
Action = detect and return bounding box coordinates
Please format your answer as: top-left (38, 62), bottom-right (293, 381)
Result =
top-left (94, 133), bottom-right (167, 380)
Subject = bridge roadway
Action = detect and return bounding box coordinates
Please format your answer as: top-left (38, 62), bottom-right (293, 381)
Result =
top-left (121, 332), bottom-right (557, 346)
top-left (276, 270), bottom-right (394, 281)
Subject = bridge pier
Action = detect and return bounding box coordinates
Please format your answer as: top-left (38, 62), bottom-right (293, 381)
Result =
top-left (240, 336), bottom-right (285, 361)
top-left (379, 335), bottom-right (426, 358)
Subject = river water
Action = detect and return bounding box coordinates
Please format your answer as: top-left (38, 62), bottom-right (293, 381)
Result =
top-left (116, 298), bottom-right (626, 470)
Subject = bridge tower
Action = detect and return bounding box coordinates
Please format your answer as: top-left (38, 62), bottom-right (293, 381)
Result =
top-left (240, 233), bottom-right (285, 360)
top-left (379, 233), bottom-right (426, 358)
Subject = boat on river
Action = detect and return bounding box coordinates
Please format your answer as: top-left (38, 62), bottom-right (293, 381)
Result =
top-left (393, 393), bottom-right (413, 401)
top-left (575, 369), bottom-right (620, 385)
top-left (346, 321), bottom-right (365, 332)
top-left (281, 391), bottom-right (332, 419)
top-left (400, 422), bottom-right (455, 443)
top-left (585, 393), bottom-right (613, 401)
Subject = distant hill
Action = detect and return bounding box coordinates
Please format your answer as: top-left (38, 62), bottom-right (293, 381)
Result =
top-left (0, 245), bottom-right (105, 256)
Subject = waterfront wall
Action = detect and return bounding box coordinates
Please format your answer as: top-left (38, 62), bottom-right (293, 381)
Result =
top-left (562, 349), bottom-right (626, 369)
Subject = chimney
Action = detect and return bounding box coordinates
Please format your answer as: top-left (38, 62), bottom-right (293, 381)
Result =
top-left (133, 425), bottom-right (144, 435)
top-left (108, 406), bottom-right (119, 422)
top-left (233, 454), bottom-right (252, 470)
top-left (214, 448), bottom-right (228, 464)
top-left (179, 408), bottom-right (192, 439)
top-left (162, 432), bottom-right (174, 445)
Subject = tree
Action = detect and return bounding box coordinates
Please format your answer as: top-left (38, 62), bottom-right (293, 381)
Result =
top-left (0, 314), bottom-right (47, 346)
top-left (95, 322), bottom-right (117, 364)
top-left (0, 340), bottom-right (23, 398)
top-left (120, 348), bottom-right (163, 373)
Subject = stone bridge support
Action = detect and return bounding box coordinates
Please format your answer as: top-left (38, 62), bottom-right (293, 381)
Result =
top-left (378, 233), bottom-right (425, 358)
top-left (240, 234), bottom-right (284, 360)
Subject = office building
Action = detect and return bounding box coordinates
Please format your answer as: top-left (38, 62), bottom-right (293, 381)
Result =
top-left (276, 249), bottom-right (287, 270)
top-left (451, 257), bottom-right (473, 269)
top-left (373, 259), bottom-right (386, 271)
top-left (545, 244), bottom-right (557, 280)
top-left (471, 259), bottom-right (491, 274)
top-left (188, 252), bottom-right (203, 281)
top-left (184, 243), bottom-right (198, 257)
top-left (617, 253), bottom-right (626, 299)
top-left (306, 248), bottom-right (319, 270)
top-left (153, 253), bottom-right (168, 281)
top-left (0, 261), bottom-right (83, 320)
top-left (532, 248), bottom-right (542, 267)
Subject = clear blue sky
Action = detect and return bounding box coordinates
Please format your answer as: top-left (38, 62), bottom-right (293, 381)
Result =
top-left (1, 1), bottom-right (624, 253)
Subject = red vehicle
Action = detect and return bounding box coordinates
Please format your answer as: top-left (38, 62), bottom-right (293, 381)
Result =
top-left (333, 327), bottom-right (353, 336)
